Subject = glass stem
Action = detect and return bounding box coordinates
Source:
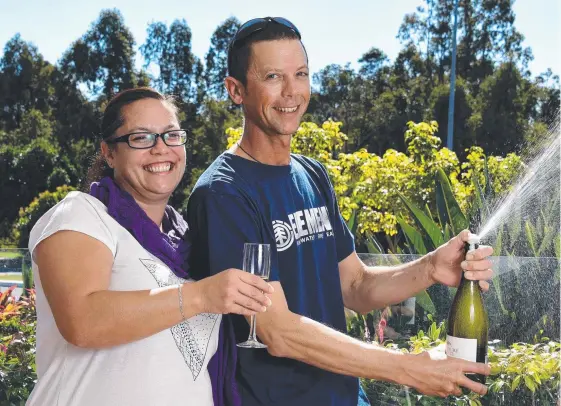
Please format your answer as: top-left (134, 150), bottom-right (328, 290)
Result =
top-left (249, 314), bottom-right (257, 342)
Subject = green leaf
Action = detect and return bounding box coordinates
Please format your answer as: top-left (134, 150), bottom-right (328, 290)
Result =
top-left (494, 226), bottom-right (503, 256)
top-left (365, 233), bottom-right (384, 254)
top-left (525, 221), bottom-right (538, 256)
top-left (471, 172), bottom-right (486, 217)
top-left (537, 225), bottom-right (557, 256)
top-left (536, 211), bottom-right (545, 240)
top-left (443, 223), bottom-right (452, 243)
top-left (506, 208), bottom-right (522, 251)
top-left (415, 290), bottom-right (436, 315)
top-left (523, 375), bottom-right (536, 392)
top-left (398, 193), bottom-right (443, 249)
top-left (397, 216), bottom-right (428, 255)
top-left (424, 204), bottom-right (433, 220)
top-left (347, 209), bottom-right (358, 237)
top-left (511, 375), bottom-right (521, 391)
top-left (435, 168), bottom-right (468, 235)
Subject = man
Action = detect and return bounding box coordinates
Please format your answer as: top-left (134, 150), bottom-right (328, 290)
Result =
top-left (188, 17), bottom-right (492, 406)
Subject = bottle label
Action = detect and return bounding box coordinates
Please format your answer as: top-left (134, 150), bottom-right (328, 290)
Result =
top-left (445, 335), bottom-right (477, 362)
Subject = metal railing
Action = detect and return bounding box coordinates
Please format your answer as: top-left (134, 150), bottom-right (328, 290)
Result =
top-left (0, 248), bottom-right (31, 298)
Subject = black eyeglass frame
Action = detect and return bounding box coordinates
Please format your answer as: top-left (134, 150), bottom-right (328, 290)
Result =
top-left (104, 129), bottom-right (189, 149)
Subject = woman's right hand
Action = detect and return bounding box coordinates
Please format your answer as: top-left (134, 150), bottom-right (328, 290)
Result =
top-left (195, 269), bottom-right (274, 316)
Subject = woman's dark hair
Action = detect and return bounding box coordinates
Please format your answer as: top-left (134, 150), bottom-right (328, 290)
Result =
top-left (84, 87), bottom-right (179, 188)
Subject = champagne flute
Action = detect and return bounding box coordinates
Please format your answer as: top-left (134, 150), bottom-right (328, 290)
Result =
top-left (237, 243), bottom-right (271, 349)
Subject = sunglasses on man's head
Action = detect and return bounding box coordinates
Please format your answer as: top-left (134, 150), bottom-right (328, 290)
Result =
top-left (230, 17), bottom-right (301, 50)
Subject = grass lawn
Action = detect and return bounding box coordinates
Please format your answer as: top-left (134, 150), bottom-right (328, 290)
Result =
top-left (0, 273), bottom-right (23, 282)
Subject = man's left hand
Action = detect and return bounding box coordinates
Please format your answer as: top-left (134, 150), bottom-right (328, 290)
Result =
top-left (428, 229), bottom-right (494, 291)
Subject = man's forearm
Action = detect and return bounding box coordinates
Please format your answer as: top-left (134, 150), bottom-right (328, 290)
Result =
top-left (261, 309), bottom-right (414, 383)
top-left (348, 254), bottom-right (435, 313)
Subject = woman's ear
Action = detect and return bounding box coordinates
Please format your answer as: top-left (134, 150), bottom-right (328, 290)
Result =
top-left (100, 141), bottom-right (115, 169)
top-left (224, 76), bottom-right (245, 105)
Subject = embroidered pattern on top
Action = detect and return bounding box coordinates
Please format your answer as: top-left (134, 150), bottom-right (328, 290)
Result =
top-left (140, 259), bottom-right (219, 380)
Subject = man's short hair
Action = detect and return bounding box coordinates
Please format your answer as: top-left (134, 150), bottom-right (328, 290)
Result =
top-left (227, 17), bottom-right (307, 86)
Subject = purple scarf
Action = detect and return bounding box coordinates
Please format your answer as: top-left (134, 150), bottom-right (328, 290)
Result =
top-left (90, 177), bottom-right (240, 406)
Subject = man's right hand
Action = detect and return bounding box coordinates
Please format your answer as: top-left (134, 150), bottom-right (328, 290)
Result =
top-left (195, 269), bottom-right (274, 316)
top-left (401, 350), bottom-right (490, 398)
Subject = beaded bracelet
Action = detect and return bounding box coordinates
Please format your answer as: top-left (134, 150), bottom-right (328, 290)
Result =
top-left (177, 283), bottom-right (187, 322)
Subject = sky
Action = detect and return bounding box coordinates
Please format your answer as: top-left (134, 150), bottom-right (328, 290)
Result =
top-left (0, 0), bottom-right (559, 79)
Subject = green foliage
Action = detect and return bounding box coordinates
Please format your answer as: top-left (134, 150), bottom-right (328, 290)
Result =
top-left (140, 19), bottom-right (199, 101)
top-left (204, 17), bottom-right (240, 100)
top-left (0, 35), bottom-right (55, 131)
top-left (12, 186), bottom-right (76, 248)
top-left (0, 137), bottom-right (71, 241)
top-left (59, 9), bottom-right (137, 98)
top-left (9, 109), bottom-right (54, 147)
top-left (488, 339), bottom-right (560, 398)
top-left (427, 79), bottom-right (476, 155)
top-left (360, 320), bottom-right (560, 405)
top-left (307, 0), bottom-right (552, 161)
top-left (0, 289), bottom-right (37, 404)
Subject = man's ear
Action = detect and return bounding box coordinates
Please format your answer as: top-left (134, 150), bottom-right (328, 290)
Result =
top-left (100, 141), bottom-right (115, 168)
top-left (225, 76), bottom-right (245, 105)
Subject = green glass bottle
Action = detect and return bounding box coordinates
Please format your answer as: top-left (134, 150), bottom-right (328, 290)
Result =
top-left (445, 234), bottom-right (489, 384)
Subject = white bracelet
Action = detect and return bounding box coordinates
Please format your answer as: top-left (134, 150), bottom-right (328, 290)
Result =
top-left (177, 283), bottom-right (186, 322)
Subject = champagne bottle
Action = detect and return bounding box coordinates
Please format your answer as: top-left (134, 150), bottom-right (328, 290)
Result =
top-left (445, 234), bottom-right (489, 384)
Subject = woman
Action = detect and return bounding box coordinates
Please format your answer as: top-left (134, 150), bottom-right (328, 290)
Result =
top-left (26, 87), bottom-right (272, 406)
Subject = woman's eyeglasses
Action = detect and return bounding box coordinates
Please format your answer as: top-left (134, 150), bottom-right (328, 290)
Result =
top-left (104, 129), bottom-right (189, 149)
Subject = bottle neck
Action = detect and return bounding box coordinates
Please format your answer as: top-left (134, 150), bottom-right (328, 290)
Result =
top-left (459, 270), bottom-right (477, 286)
top-left (460, 244), bottom-right (478, 287)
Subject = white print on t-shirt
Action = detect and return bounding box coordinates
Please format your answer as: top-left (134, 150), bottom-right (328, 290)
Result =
top-left (140, 259), bottom-right (220, 380)
top-left (272, 206), bottom-right (334, 252)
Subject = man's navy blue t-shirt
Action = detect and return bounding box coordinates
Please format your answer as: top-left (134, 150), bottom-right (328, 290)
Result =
top-left (187, 152), bottom-right (370, 406)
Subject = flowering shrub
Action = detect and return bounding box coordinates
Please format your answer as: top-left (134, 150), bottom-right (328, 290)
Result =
top-left (0, 287), bottom-right (37, 403)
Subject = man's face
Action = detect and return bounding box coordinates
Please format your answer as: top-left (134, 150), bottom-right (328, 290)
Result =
top-left (242, 39), bottom-right (310, 137)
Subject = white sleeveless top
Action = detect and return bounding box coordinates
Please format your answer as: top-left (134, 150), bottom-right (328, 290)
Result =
top-left (26, 191), bottom-right (220, 406)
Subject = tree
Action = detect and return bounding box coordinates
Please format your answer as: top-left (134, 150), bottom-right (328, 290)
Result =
top-left (358, 47), bottom-right (389, 78)
top-left (473, 62), bottom-right (531, 154)
top-left (427, 79), bottom-right (475, 156)
top-left (0, 137), bottom-right (66, 239)
top-left (9, 109), bottom-right (54, 146)
top-left (42, 65), bottom-right (98, 155)
top-left (59, 9), bottom-right (137, 99)
top-left (204, 17), bottom-right (240, 100)
top-left (141, 19), bottom-right (199, 102)
top-left (397, 0), bottom-right (533, 86)
top-left (534, 69), bottom-right (560, 126)
top-left (0, 34), bottom-right (55, 131)
top-left (309, 63), bottom-right (359, 143)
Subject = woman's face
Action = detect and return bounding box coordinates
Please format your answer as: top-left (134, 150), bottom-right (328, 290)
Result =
top-left (102, 98), bottom-right (186, 203)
